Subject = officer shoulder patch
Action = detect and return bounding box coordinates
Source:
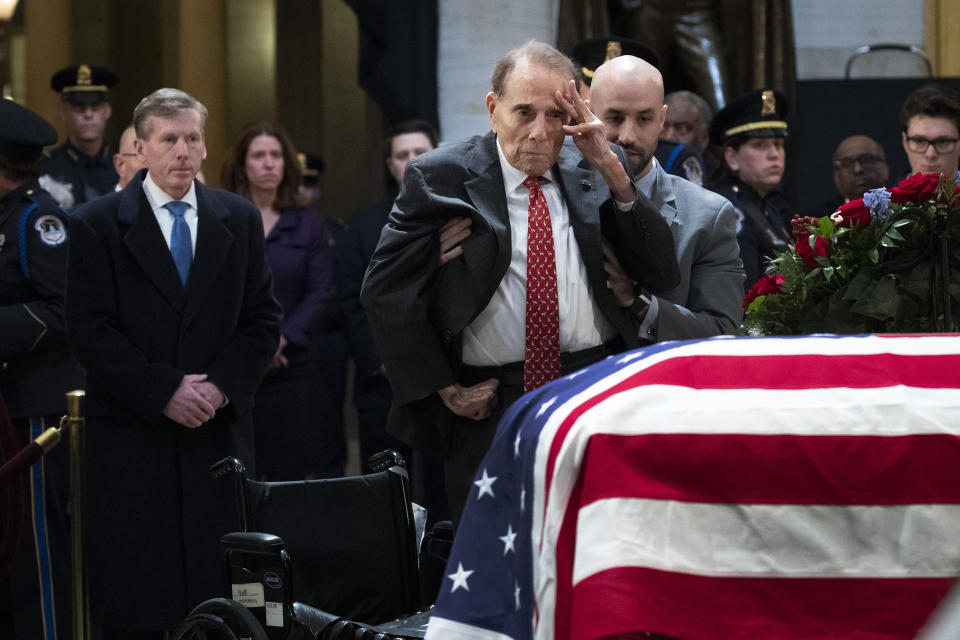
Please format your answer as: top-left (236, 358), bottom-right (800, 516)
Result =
top-left (34, 214), bottom-right (68, 246)
top-left (681, 155), bottom-right (703, 186)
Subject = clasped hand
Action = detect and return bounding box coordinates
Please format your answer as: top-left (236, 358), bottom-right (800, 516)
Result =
top-left (163, 373), bottom-right (224, 428)
top-left (438, 378), bottom-right (500, 421)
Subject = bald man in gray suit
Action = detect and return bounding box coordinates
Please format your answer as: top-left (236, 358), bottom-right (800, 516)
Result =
top-left (589, 54), bottom-right (744, 342)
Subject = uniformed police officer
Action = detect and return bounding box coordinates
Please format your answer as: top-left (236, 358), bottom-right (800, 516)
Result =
top-left (0, 99), bottom-right (84, 640)
top-left (709, 88), bottom-right (795, 293)
top-left (571, 37), bottom-right (707, 187)
top-left (39, 64), bottom-right (119, 209)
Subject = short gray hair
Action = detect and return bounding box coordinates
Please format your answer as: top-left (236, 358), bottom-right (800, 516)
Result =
top-left (491, 40), bottom-right (577, 98)
top-left (133, 88), bottom-right (208, 139)
top-left (665, 90), bottom-right (712, 131)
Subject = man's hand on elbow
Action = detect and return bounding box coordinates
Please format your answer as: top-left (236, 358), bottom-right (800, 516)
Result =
top-left (163, 374), bottom-right (217, 428)
top-left (437, 378), bottom-right (500, 421)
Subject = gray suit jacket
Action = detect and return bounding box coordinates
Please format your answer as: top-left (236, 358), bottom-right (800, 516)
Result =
top-left (360, 132), bottom-right (679, 455)
top-left (645, 161), bottom-right (745, 342)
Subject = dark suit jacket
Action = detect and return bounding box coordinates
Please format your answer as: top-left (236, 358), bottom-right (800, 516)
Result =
top-left (360, 132), bottom-right (679, 456)
top-left (65, 170), bottom-right (281, 629)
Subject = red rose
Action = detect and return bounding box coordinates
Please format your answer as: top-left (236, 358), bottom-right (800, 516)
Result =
top-left (890, 173), bottom-right (940, 204)
top-left (795, 232), bottom-right (829, 268)
top-left (743, 273), bottom-right (786, 310)
top-left (834, 198), bottom-right (871, 228)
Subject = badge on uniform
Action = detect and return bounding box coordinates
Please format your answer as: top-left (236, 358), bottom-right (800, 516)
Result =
top-left (733, 206), bottom-right (745, 235)
top-left (681, 156), bottom-right (703, 187)
top-left (34, 215), bottom-right (67, 246)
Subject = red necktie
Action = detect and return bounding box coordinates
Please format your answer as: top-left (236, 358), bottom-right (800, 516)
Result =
top-left (522, 176), bottom-right (560, 393)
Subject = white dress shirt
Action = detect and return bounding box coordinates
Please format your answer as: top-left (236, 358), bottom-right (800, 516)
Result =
top-left (461, 141), bottom-right (617, 366)
top-left (142, 173), bottom-right (199, 256)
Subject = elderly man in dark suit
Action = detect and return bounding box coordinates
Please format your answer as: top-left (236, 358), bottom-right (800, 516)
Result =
top-left (65, 88), bottom-right (281, 637)
top-left (589, 54), bottom-right (744, 342)
top-left (361, 40), bottom-right (680, 523)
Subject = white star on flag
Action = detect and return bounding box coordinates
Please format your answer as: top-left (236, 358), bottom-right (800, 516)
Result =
top-left (447, 562), bottom-right (474, 593)
top-left (474, 468), bottom-right (497, 499)
top-left (499, 525), bottom-right (517, 555)
top-left (514, 581), bottom-right (521, 610)
top-left (514, 431), bottom-right (522, 459)
top-left (520, 484), bottom-right (526, 512)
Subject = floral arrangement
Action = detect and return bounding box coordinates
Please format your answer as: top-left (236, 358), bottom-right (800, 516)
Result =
top-left (742, 172), bottom-right (960, 335)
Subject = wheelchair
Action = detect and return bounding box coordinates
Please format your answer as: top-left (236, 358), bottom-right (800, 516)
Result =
top-left (171, 450), bottom-right (452, 640)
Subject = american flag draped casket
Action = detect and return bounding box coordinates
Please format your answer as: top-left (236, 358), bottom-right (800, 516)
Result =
top-left (424, 334), bottom-right (960, 640)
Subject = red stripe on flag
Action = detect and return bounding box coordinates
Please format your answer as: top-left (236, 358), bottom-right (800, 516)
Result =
top-left (545, 353), bottom-right (960, 514)
top-left (567, 566), bottom-right (954, 640)
top-left (578, 433), bottom-right (960, 506)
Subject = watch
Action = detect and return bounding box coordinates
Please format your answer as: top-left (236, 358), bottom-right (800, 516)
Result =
top-left (628, 293), bottom-right (652, 320)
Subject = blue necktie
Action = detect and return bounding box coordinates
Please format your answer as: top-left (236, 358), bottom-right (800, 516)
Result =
top-left (165, 201), bottom-right (192, 287)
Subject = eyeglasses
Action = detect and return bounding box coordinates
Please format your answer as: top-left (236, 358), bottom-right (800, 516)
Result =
top-left (905, 136), bottom-right (960, 154)
top-left (833, 153), bottom-right (886, 171)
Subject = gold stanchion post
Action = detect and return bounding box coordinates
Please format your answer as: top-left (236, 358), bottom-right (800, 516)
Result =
top-left (62, 390), bottom-right (88, 640)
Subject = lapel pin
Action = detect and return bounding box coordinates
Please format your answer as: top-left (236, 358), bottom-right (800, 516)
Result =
top-left (581, 180), bottom-right (592, 192)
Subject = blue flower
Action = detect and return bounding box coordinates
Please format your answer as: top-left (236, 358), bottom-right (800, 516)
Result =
top-left (863, 188), bottom-right (893, 221)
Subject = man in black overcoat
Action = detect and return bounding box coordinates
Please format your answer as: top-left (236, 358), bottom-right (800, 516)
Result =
top-left (65, 88), bottom-right (281, 636)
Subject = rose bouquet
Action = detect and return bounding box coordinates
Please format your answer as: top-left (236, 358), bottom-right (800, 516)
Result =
top-left (742, 172), bottom-right (960, 335)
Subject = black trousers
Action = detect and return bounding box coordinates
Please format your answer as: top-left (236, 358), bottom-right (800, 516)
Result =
top-left (443, 340), bottom-right (620, 525)
top-left (0, 416), bottom-right (73, 640)
top-left (253, 367), bottom-right (345, 480)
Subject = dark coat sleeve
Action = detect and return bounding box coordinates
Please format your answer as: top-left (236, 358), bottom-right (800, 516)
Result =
top-left (601, 145), bottom-right (681, 294)
top-left (0, 198), bottom-right (71, 358)
top-left (360, 162), bottom-right (460, 405)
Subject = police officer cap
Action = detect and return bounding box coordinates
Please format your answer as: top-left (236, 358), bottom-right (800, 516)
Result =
top-left (571, 37), bottom-right (659, 86)
top-left (0, 99), bottom-right (58, 165)
top-left (50, 64), bottom-right (118, 106)
top-left (710, 88), bottom-right (789, 147)
top-left (297, 151), bottom-right (326, 187)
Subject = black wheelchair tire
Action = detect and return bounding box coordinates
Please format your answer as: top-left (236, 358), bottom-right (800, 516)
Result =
top-left (171, 597), bottom-right (270, 640)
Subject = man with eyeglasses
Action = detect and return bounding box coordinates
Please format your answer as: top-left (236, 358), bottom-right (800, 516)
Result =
top-left (801, 135), bottom-right (889, 218)
top-left (899, 84), bottom-right (960, 178)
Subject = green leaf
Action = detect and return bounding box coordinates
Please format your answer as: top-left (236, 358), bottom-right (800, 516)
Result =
top-left (892, 218), bottom-right (913, 229)
top-left (885, 227), bottom-right (906, 242)
top-left (868, 248), bottom-right (879, 263)
top-left (849, 275), bottom-right (899, 321)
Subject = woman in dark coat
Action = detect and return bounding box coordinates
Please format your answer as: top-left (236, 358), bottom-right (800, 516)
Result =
top-left (221, 120), bottom-right (342, 479)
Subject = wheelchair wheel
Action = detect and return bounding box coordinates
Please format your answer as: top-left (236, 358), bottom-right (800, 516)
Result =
top-left (171, 597), bottom-right (269, 640)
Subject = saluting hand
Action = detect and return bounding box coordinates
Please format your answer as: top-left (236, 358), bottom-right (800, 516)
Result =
top-left (556, 80), bottom-right (637, 204)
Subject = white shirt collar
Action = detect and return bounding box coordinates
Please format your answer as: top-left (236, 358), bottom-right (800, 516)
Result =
top-left (495, 137), bottom-right (557, 192)
top-left (142, 172), bottom-right (198, 212)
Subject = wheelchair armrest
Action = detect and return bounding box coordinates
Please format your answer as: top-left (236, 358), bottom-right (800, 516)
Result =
top-left (221, 531), bottom-right (285, 555)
